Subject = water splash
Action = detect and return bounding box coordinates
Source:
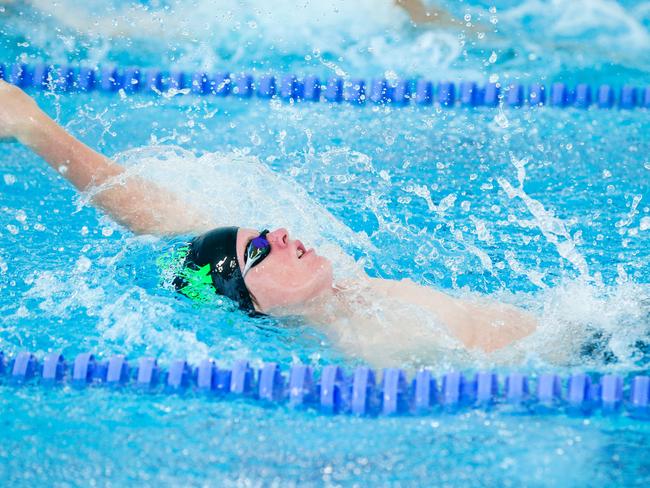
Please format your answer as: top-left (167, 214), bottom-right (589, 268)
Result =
top-left (497, 154), bottom-right (591, 280)
top-left (110, 145), bottom-right (372, 281)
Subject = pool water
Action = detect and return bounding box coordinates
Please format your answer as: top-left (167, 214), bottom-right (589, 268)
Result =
top-left (1, 0), bottom-right (649, 485)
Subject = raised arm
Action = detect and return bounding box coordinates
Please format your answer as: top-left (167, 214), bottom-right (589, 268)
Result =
top-left (0, 80), bottom-right (215, 235)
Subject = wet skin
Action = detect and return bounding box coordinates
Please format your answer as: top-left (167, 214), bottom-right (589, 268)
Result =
top-left (236, 227), bottom-right (334, 312)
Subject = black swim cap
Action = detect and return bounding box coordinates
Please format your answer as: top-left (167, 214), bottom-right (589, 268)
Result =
top-left (172, 226), bottom-right (256, 312)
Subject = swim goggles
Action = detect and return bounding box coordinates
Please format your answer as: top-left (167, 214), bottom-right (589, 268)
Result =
top-left (242, 229), bottom-right (271, 278)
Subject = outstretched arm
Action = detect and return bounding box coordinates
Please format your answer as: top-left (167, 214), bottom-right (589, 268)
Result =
top-left (0, 80), bottom-right (215, 235)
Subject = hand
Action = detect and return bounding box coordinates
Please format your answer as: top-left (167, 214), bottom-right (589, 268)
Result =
top-left (0, 80), bottom-right (42, 142)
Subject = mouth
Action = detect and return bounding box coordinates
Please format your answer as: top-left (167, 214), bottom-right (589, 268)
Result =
top-left (296, 241), bottom-right (308, 259)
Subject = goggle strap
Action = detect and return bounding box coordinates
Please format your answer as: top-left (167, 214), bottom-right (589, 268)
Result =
top-left (242, 259), bottom-right (254, 278)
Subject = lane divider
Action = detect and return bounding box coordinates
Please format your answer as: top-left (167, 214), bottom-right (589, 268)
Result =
top-left (1, 350), bottom-right (649, 418)
top-left (2, 62), bottom-right (649, 110)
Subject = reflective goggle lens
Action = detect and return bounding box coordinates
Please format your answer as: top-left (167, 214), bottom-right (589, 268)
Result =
top-left (242, 230), bottom-right (270, 277)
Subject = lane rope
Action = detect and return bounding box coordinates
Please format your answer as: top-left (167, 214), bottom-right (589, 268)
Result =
top-left (2, 62), bottom-right (649, 110)
top-left (2, 350), bottom-right (649, 418)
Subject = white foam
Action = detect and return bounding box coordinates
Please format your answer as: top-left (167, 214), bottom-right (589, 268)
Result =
top-left (20, 241), bottom-right (212, 362)
top-left (496, 278), bottom-right (650, 371)
top-left (112, 145), bottom-right (371, 282)
top-left (500, 0), bottom-right (650, 51)
top-left (95, 285), bottom-right (210, 363)
top-left (23, 0), bottom-right (469, 78)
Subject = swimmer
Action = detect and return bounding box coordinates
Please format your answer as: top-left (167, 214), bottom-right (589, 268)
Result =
top-left (0, 80), bottom-right (537, 366)
top-left (395, 0), bottom-right (461, 28)
top-left (8, 1), bottom-right (464, 37)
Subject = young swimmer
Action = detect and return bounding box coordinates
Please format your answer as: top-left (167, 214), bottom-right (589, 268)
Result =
top-left (0, 80), bottom-right (537, 366)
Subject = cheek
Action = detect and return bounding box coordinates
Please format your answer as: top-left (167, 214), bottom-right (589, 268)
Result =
top-left (286, 257), bottom-right (332, 286)
top-left (276, 264), bottom-right (320, 290)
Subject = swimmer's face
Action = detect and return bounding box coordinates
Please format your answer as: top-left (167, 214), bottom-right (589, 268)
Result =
top-left (236, 228), bottom-right (333, 312)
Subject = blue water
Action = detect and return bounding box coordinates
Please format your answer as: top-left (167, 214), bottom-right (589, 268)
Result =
top-left (1, 0), bottom-right (649, 485)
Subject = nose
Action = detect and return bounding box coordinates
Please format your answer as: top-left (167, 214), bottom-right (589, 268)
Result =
top-left (267, 228), bottom-right (289, 248)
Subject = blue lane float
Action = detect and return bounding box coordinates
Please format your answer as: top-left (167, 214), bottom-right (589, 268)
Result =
top-left (1, 350), bottom-right (649, 419)
top-left (2, 62), bottom-right (649, 110)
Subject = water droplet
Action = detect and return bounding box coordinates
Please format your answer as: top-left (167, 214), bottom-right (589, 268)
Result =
top-left (384, 70), bottom-right (398, 83)
top-left (494, 112), bottom-right (509, 129)
top-left (640, 216), bottom-right (650, 231)
top-left (75, 256), bottom-right (92, 274)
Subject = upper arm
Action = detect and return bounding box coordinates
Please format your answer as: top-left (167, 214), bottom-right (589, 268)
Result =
top-left (90, 174), bottom-right (216, 236)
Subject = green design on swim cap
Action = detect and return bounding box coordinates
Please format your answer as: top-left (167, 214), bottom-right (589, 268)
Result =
top-left (176, 263), bottom-right (215, 304)
top-left (158, 227), bottom-right (258, 314)
top-left (157, 244), bottom-right (224, 306)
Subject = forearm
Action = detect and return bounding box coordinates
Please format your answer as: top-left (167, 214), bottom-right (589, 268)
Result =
top-left (18, 108), bottom-right (123, 191)
top-left (16, 105), bottom-right (214, 235)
